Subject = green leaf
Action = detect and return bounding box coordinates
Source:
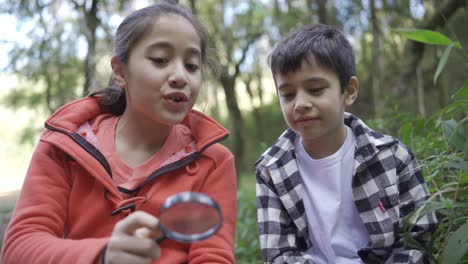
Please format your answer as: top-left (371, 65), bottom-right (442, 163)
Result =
top-left (399, 123), bottom-right (413, 146)
top-left (392, 28), bottom-right (453, 46)
top-left (441, 222), bottom-right (468, 264)
top-left (461, 171), bottom-right (468, 185)
top-left (446, 156), bottom-right (468, 171)
top-left (442, 119), bottom-right (468, 156)
top-left (434, 43), bottom-right (454, 84)
top-left (452, 81), bottom-right (468, 100)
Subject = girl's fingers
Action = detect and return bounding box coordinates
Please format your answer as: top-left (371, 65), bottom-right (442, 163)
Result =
top-left (106, 211), bottom-right (162, 263)
top-left (115, 211), bottom-right (160, 236)
top-left (134, 226), bottom-right (162, 239)
top-left (134, 227), bottom-right (152, 238)
top-left (108, 235), bottom-right (160, 258)
top-left (105, 251), bottom-right (152, 264)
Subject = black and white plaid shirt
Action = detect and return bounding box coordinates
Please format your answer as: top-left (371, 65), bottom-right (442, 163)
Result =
top-left (255, 113), bottom-right (438, 264)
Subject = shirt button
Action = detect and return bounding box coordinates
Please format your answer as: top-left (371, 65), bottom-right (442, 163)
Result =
top-left (184, 145), bottom-right (192, 153)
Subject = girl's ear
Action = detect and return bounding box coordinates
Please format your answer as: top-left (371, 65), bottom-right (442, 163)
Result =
top-left (344, 76), bottom-right (359, 107)
top-left (111, 56), bottom-right (127, 88)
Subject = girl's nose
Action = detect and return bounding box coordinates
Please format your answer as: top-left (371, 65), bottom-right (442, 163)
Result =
top-left (168, 62), bottom-right (188, 88)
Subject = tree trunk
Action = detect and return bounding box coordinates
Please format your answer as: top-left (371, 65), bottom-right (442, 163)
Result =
top-left (316, 0), bottom-right (328, 24)
top-left (244, 78), bottom-right (264, 140)
top-left (370, 0), bottom-right (383, 118)
top-left (221, 75), bottom-right (245, 173)
top-left (84, 35), bottom-right (97, 95)
top-left (416, 65), bottom-right (426, 116)
top-left (209, 84), bottom-right (221, 122)
top-left (188, 0), bottom-right (196, 14)
top-left (74, 0), bottom-right (99, 96)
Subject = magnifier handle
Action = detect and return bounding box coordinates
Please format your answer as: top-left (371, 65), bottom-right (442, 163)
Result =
top-left (155, 236), bottom-right (166, 244)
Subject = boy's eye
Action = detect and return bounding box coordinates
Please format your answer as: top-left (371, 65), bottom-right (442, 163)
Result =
top-left (308, 88), bottom-right (325, 94)
top-left (185, 63), bottom-right (200, 72)
top-left (280, 92), bottom-right (294, 99)
top-left (149, 57), bottom-right (168, 65)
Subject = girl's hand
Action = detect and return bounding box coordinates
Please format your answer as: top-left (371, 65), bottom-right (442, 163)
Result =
top-left (104, 211), bottom-right (163, 264)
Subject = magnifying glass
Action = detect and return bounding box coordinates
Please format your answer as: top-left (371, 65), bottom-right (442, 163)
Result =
top-left (156, 192), bottom-right (223, 243)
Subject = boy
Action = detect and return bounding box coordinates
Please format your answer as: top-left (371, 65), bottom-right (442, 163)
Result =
top-left (255, 24), bottom-right (437, 264)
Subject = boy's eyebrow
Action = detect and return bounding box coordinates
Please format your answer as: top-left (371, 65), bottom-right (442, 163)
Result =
top-left (277, 82), bottom-right (290, 90)
top-left (277, 77), bottom-right (328, 90)
top-left (303, 77), bottom-right (328, 84)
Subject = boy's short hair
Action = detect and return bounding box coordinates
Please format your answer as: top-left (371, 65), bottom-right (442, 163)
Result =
top-left (268, 24), bottom-right (356, 92)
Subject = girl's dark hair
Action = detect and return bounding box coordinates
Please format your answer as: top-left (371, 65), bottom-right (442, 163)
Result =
top-left (268, 24), bottom-right (356, 93)
top-left (90, 0), bottom-right (212, 114)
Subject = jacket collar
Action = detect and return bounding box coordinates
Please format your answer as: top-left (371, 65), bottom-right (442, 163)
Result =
top-left (45, 96), bottom-right (229, 151)
top-left (257, 112), bottom-right (396, 169)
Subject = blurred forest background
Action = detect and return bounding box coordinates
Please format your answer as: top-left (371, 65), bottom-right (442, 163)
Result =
top-left (0, 0), bottom-right (467, 263)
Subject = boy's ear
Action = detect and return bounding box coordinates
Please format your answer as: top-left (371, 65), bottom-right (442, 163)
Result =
top-left (344, 76), bottom-right (359, 107)
top-left (111, 56), bottom-right (127, 88)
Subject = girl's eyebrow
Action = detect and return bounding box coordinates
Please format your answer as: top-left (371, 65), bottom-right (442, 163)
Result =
top-left (146, 41), bottom-right (172, 51)
top-left (146, 41), bottom-right (201, 58)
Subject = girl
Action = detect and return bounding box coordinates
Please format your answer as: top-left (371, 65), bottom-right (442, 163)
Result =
top-left (1, 2), bottom-right (237, 264)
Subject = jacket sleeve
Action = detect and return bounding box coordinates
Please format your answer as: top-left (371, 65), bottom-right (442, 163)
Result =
top-left (385, 147), bottom-right (438, 264)
top-left (256, 165), bottom-right (315, 264)
top-left (1, 140), bottom-right (108, 264)
top-left (186, 151), bottom-right (237, 264)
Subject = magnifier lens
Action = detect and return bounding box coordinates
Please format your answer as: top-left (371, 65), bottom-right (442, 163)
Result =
top-left (158, 192), bottom-right (222, 243)
top-left (160, 202), bottom-right (221, 235)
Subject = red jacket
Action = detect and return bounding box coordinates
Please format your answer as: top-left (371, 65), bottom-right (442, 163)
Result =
top-left (1, 97), bottom-right (237, 264)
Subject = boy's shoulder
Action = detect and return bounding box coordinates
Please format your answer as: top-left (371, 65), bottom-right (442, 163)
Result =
top-left (344, 112), bottom-right (418, 163)
top-left (345, 112), bottom-right (396, 145)
top-left (255, 128), bottom-right (297, 169)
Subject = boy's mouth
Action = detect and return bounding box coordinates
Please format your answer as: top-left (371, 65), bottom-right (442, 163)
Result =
top-left (295, 116), bottom-right (319, 122)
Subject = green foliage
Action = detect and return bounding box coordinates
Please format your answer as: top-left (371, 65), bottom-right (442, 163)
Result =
top-left (235, 174), bottom-right (262, 263)
top-left (395, 28), bottom-right (468, 263)
top-left (392, 28), bottom-right (457, 47)
top-left (242, 101), bottom-right (286, 166)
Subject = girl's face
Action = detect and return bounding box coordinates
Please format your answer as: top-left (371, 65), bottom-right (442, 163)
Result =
top-left (114, 14), bottom-right (202, 126)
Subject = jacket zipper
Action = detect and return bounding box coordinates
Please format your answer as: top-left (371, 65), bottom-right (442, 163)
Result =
top-left (45, 123), bottom-right (113, 178)
top-left (46, 123), bottom-right (229, 196)
top-left (120, 134), bottom-right (229, 195)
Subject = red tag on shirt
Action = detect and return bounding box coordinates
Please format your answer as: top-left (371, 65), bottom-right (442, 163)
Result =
top-left (378, 201), bottom-right (386, 212)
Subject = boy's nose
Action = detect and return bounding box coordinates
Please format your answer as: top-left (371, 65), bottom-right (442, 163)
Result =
top-left (168, 62), bottom-right (188, 88)
top-left (294, 93), bottom-right (313, 112)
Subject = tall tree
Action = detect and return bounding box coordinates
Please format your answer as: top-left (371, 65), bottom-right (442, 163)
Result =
top-left (195, 0), bottom-right (266, 172)
top-left (369, 0), bottom-right (384, 117)
top-left (71, 0), bottom-right (100, 95)
top-left (2, 0), bottom-right (132, 112)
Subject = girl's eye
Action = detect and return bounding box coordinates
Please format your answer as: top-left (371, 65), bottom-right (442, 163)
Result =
top-left (185, 63), bottom-right (200, 72)
top-left (149, 57), bottom-right (168, 65)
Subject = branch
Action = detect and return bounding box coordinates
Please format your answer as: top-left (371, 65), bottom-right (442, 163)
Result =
top-left (233, 32), bottom-right (263, 79)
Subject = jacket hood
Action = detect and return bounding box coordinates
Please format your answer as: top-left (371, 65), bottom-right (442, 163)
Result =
top-left (44, 96), bottom-right (229, 149)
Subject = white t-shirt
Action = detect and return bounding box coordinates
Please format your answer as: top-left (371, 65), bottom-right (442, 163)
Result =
top-left (295, 126), bottom-right (370, 264)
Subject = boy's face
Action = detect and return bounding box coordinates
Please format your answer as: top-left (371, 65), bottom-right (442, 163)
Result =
top-left (275, 59), bottom-right (357, 145)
